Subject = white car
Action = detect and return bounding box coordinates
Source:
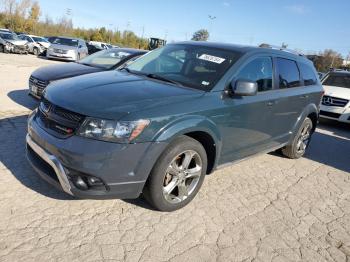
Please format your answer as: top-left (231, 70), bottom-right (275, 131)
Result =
top-left (320, 71), bottom-right (350, 123)
top-left (18, 34), bottom-right (50, 55)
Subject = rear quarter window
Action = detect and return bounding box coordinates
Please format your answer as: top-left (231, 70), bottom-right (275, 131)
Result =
top-left (276, 57), bottom-right (301, 88)
top-left (300, 63), bottom-right (318, 86)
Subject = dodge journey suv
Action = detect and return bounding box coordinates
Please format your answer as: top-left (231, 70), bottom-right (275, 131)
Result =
top-left (26, 42), bottom-right (323, 211)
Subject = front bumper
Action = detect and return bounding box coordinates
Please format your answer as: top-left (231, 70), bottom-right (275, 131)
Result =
top-left (46, 50), bottom-right (76, 61)
top-left (26, 114), bottom-right (167, 199)
top-left (320, 104), bottom-right (350, 123)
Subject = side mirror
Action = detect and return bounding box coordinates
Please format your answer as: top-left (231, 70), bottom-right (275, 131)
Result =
top-left (78, 45), bottom-right (82, 48)
top-left (231, 79), bottom-right (258, 96)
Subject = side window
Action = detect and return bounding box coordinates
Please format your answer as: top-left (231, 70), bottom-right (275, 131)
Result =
top-left (300, 63), bottom-right (317, 86)
top-left (276, 58), bottom-right (301, 88)
top-left (236, 57), bottom-right (273, 92)
top-left (26, 37), bottom-right (33, 42)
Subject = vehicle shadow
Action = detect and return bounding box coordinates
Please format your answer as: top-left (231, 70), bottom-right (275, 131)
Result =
top-left (7, 89), bottom-right (39, 111)
top-left (0, 114), bottom-right (74, 200)
top-left (272, 119), bottom-right (349, 173)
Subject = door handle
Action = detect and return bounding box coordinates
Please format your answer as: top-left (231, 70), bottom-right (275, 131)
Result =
top-left (300, 95), bottom-right (309, 99)
top-left (267, 101), bottom-right (275, 106)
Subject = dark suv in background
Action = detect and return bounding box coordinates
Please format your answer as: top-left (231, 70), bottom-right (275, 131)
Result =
top-left (26, 42), bottom-right (323, 211)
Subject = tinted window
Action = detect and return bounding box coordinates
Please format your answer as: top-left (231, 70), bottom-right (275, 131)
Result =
top-left (322, 74), bottom-right (350, 89)
top-left (236, 57), bottom-right (273, 92)
top-left (276, 58), bottom-right (301, 88)
top-left (300, 63), bottom-right (317, 86)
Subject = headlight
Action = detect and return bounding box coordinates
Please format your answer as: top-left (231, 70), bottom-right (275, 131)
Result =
top-left (78, 118), bottom-right (150, 143)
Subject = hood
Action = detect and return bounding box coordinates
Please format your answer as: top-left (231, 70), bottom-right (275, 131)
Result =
top-left (31, 62), bottom-right (104, 82)
top-left (37, 41), bottom-right (50, 48)
top-left (323, 85), bottom-right (350, 100)
top-left (45, 71), bottom-right (203, 120)
top-left (6, 39), bottom-right (27, 46)
top-left (49, 43), bottom-right (77, 51)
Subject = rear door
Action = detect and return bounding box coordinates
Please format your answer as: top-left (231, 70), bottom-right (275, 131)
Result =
top-left (268, 57), bottom-right (305, 144)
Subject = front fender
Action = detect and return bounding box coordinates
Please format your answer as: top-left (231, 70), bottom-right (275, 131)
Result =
top-left (153, 115), bottom-right (222, 167)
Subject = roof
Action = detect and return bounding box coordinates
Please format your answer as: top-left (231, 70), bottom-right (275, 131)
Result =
top-left (172, 41), bottom-right (311, 63)
top-left (328, 70), bottom-right (350, 75)
top-left (114, 47), bottom-right (148, 54)
top-left (174, 41), bottom-right (255, 53)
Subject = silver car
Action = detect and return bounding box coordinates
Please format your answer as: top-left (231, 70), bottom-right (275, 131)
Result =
top-left (46, 36), bottom-right (88, 61)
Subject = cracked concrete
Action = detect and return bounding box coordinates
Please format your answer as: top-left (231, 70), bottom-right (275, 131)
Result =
top-left (0, 53), bottom-right (349, 262)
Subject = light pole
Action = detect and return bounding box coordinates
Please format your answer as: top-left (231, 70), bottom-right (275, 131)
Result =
top-left (208, 15), bottom-right (216, 40)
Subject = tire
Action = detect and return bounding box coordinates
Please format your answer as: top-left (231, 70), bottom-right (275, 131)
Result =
top-left (282, 117), bottom-right (313, 159)
top-left (143, 136), bottom-right (207, 212)
top-left (33, 47), bottom-right (39, 56)
top-left (77, 53), bottom-right (81, 61)
top-left (0, 45), bottom-right (4, 53)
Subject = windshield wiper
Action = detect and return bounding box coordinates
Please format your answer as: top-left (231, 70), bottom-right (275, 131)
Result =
top-left (146, 73), bottom-right (183, 86)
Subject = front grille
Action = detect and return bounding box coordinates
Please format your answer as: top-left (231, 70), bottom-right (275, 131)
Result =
top-left (38, 98), bottom-right (85, 137)
top-left (53, 48), bottom-right (68, 54)
top-left (320, 110), bottom-right (341, 119)
top-left (27, 146), bottom-right (59, 182)
top-left (322, 95), bottom-right (349, 107)
top-left (29, 76), bottom-right (48, 97)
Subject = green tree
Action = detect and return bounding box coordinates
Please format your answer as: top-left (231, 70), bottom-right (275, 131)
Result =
top-left (191, 29), bottom-right (209, 41)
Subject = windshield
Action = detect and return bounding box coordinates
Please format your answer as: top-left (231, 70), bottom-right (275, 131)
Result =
top-left (127, 44), bottom-right (241, 91)
top-left (79, 49), bottom-right (133, 69)
top-left (32, 36), bottom-right (48, 43)
top-left (322, 74), bottom-right (350, 89)
top-left (0, 33), bottom-right (19, 40)
top-left (52, 37), bottom-right (79, 47)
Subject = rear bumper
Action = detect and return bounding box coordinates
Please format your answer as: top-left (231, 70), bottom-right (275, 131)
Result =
top-left (320, 105), bottom-right (350, 123)
top-left (26, 113), bottom-right (168, 199)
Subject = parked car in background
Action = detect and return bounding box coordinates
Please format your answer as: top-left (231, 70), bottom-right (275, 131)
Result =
top-left (29, 48), bottom-right (147, 98)
top-left (318, 72), bottom-right (326, 80)
top-left (46, 36), bottom-right (88, 61)
top-left (86, 42), bottom-right (104, 55)
top-left (18, 34), bottom-right (50, 55)
top-left (26, 41), bottom-right (323, 211)
top-left (0, 28), bottom-right (12, 33)
top-left (320, 70), bottom-right (350, 123)
top-left (89, 41), bottom-right (113, 49)
top-left (0, 32), bottom-right (28, 54)
top-left (45, 36), bottom-right (58, 43)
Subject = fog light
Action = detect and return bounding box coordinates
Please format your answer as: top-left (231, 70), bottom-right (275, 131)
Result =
top-left (87, 176), bottom-right (103, 186)
top-left (72, 176), bottom-right (88, 190)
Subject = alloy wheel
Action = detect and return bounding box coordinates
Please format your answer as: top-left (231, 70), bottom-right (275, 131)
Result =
top-left (163, 150), bottom-right (202, 204)
top-left (296, 122), bottom-right (312, 154)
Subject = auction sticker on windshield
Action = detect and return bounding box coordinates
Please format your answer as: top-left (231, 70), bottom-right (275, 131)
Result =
top-left (198, 54), bottom-right (226, 64)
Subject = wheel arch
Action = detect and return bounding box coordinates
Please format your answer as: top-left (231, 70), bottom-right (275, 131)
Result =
top-left (153, 115), bottom-right (222, 174)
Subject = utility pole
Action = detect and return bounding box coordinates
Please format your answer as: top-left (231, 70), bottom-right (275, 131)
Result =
top-left (208, 15), bottom-right (216, 40)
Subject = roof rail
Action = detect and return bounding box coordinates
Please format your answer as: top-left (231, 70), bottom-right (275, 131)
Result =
top-left (258, 43), bottom-right (304, 56)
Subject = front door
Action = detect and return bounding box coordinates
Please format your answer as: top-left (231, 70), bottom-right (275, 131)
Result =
top-left (214, 56), bottom-right (279, 164)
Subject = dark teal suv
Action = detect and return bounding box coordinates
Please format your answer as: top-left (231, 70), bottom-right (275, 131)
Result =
top-left (26, 42), bottom-right (323, 211)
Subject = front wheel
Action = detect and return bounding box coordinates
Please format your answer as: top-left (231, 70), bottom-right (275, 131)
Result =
top-left (143, 136), bottom-right (207, 212)
top-left (282, 117), bottom-right (313, 159)
top-left (33, 47), bottom-right (39, 56)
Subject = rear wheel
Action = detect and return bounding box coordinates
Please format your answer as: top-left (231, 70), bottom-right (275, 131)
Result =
top-left (0, 45), bottom-right (4, 53)
top-left (282, 117), bottom-right (313, 159)
top-left (143, 136), bottom-right (207, 212)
